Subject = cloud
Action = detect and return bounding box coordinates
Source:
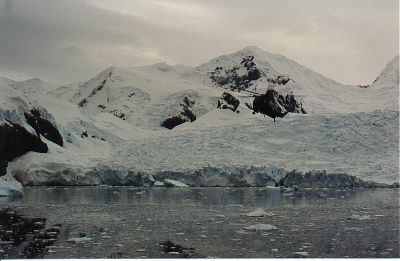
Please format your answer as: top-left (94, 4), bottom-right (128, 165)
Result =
top-left (62, 46), bottom-right (84, 57)
top-left (0, 0), bottom-right (168, 83)
top-left (0, 0), bottom-right (398, 85)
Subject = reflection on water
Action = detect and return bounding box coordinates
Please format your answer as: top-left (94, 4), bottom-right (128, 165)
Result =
top-left (2, 187), bottom-right (398, 208)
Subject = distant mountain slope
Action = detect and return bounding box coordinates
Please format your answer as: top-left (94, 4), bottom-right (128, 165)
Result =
top-left (370, 56), bottom-right (399, 90)
top-left (365, 56), bottom-right (399, 111)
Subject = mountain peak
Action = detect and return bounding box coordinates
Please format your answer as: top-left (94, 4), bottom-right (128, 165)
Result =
top-left (230, 45), bottom-right (271, 58)
top-left (239, 45), bottom-right (265, 53)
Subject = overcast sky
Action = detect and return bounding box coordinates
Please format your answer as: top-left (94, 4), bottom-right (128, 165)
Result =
top-left (0, 0), bottom-right (398, 85)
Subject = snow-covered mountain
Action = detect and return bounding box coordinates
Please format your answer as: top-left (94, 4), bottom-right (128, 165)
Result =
top-left (68, 64), bottom-right (220, 129)
top-left (370, 56), bottom-right (399, 90)
top-left (364, 56), bottom-right (399, 111)
top-left (198, 46), bottom-right (398, 113)
top-left (1, 47), bottom-right (398, 194)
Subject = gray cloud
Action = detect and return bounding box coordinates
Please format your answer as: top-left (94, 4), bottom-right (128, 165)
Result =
top-left (0, 0), bottom-right (398, 85)
top-left (62, 46), bottom-right (83, 57)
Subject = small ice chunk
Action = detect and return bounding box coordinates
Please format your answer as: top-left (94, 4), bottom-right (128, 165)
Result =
top-left (154, 181), bottom-right (164, 187)
top-left (148, 175), bottom-right (155, 182)
top-left (163, 179), bottom-right (189, 187)
top-left (244, 208), bottom-right (273, 217)
top-left (292, 251), bottom-right (309, 257)
top-left (66, 237), bottom-right (92, 243)
top-left (349, 214), bottom-right (371, 221)
top-left (243, 224), bottom-right (278, 232)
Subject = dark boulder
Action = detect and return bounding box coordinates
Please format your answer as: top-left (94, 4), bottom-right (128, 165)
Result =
top-left (161, 97), bottom-right (196, 130)
top-left (24, 108), bottom-right (63, 147)
top-left (253, 89), bottom-right (305, 121)
top-left (161, 115), bottom-right (188, 130)
top-left (217, 92), bottom-right (240, 112)
top-left (0, 121), bottom-right (48, 175)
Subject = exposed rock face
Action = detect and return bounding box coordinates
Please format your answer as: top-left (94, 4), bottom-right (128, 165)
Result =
top-left (267, 75), bottom-right (290, 85)
top-left (279, 170), bottom-right (386, 188)
top-left (108, 109), bottom-right (126, 120)
top-left (217, 92), bottom-right (240, 112)
top-left (0, 121), bottom-right (48, 175)
top-left (24, 108), bottom-right (63, 147)
top-left (209, 56), bottom-right (262, 90)
top-left (161, 96), bottom-right (196, 130)
top-left (253, 89), bottom-right (305, 121)
top-left (208, 55), bottom-right (291, 91)
top-left (77, 71), bottom-right (112, 107)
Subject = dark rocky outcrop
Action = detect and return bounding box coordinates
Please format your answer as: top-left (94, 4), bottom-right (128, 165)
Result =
top-left (267, 75), bottom-right (290, 85)
top-left (279, 170), bottom-right (386, 188)
top-left (0, 121), bottom-right (48, 175)
top-left (209, 56), bottom-right (262, 90)
top-left (109, 109), bottom-right (126, 120)
top-left (253, 89), bottom-right (306, 121)
top-left (0, 208), bottom-right (61, 259)
top-left (389, 182), bottom-right (400, 188)
top-left (209, 56), bottom-right (291, 90)
top-left (80, 131), bottom-right (88, 138)
top-left (161, 116), bottom-right (187, 130)
top-left (78, 71), bottom-right (112, 107)
top-left (217, 92), bottom-right (240, 112)
top-left (161, 97), bottom-right (196, 130)
top-left (160, 241), bottom-right (195, 258)
top-left (24, 108), bottom-right (63, 147)
top-left (88, 79), bottom-right (107, 98)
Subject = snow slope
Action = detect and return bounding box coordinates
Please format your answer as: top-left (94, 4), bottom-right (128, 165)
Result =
top-left (68, 64), bottom-right (221, 129)
top-left (0, 47), bottom-right (398, 189)
top-left (365, 56), bottom-right (399, 111)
